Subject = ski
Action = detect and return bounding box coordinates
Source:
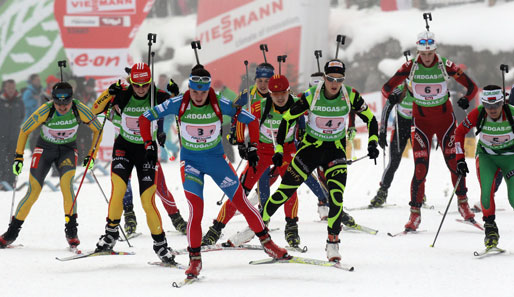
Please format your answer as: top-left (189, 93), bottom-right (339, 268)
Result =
top-left (343, 224), bottom-right (379, 235)
top-left (455, 218), bottom-right (484, 230)
top-left (286, 245), bottom-right (308, 253)
top-left (170, 243), bottom-right (263, 256)
top-left (344, 203), bottom-right (397, 211)
top-left (249, 256), bottom-right (354, 271)
top-left (2, 244), bottom-right (24, 249)
top-left (56, 250), bottom-right (135, 261)
top-left (473, 247), bottom-right (506, 258)
top-left (148, 261), bottom-right (187, 270)
top-left (172, 276), bottom-right (204, 288)
top-left (119, 232), bottom-right (142, 241)
top-left (387, 230), bottom-right (427, 237)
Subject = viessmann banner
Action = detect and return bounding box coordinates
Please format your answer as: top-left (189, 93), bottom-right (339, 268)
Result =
top-left (54, 0), bottom-right (154, 89)
top-left (196, 0), bottom-right (330, 93)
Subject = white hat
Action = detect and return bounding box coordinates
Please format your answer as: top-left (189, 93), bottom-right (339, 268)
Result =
top-left (480, 88), bottom-right (504, 106)
top-left (416, 31), bottom-right (437, 51)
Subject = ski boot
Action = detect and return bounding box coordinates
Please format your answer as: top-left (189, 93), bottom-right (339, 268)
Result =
top-left (64, 214), bottom-right (80, 248)
top-left (317, 201), bottom-right (329, 220)
top-left (169, 211), bottom-right (187, 235)
top-left (484, 216), bottom-right (499, 249)
top-left (457, 197), bottom-right (475, 221)
top-left (123, 208), bottom-right (137, 235)
top-left (257, 229), bottom-right (289, 259)
top-left (95, 221), bottom-right (120, 252)
top-left (341, 212), bottom-right (357, 228)
top-left (0, 217), bottom-right (23, 248)
top-left (152, 232), bottom-right (176, 264)
top-left (369, 186), bottom-right (388, 208)
top-left (201, 220), bottom-right (225, 246)
top-left (185, 248), bottom-right (202, 279)
top-left (284, 217), bottom-right (300, 247)
top-left (326, 234), bottom-right (341, 262)
top-left (404, 207), bottom-right (421, 231)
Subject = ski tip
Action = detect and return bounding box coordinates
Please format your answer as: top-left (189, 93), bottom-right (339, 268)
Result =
top-left (349, 266), bottom-right (355, 272)
top-left (473, 251), bottom-right (480, 256)
top-left (386, 232), bottom-right (395, 237)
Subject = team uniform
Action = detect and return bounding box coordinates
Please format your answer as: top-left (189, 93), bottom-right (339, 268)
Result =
top-left (0, 98), bottom-right (102, 248)
top-left (262, 76), bottom-right (378, 261)
top-left (371, 83), bottom-right (414, 206)
top-left (139, 78), bottom-right (288, 278)
top-left (382, 52), bottom-right (478, 230)
top-left (455, 88), bottom-right (514, 248)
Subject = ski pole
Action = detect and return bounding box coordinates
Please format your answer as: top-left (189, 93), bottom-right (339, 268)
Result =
top-left (423, 12), bottom-right (432, 31)
top-left (345, 155), bottom-right (368, 165)
top-left (67, 102), bottom-right (113, 217)
top-left (244, 60), bottom-right (250, 110)
top-left (277, 55), bottom-right (287, 76)
top-left (267, 114), bottom-right (278, 176)
top-left (259, 44), bottom-right (268, 63)
top-left (191, 40), bottom-right (201, 65)
top-left (8, 176), bottom-right (18, 224)
top-left (216, 159), bottom-right (245, 206)
top-left (147, 33), bottom-right (156, 65)
top-left (314, 50), bottom-right (322, 72)
top-left (335, 34), bottom-right (345, 59)
top-left (90, 169), bottom-right (132, 247)
top-left (57, 60), bottom-right (67, 81)
top-left (430, 175), bottom-right (463, 248)
top-left (500, 64), bottom-right (509, 102)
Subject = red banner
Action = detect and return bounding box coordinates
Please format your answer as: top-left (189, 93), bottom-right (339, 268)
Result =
top-left (54, 0), bottom-right (154, 89)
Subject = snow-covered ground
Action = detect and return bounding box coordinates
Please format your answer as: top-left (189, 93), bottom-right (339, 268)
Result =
top-left (1, 141), bottom-right (513, 297)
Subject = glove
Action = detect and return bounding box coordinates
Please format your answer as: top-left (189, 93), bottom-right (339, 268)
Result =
top-left (272, 152), bottom-right (283, 167)
top-left (157, 132), bottom-right (166, 147)
top-left (347, 127), bottom-right (356, 141)
top-left (238, 143), bottom-right (247, 160)
top-left (167, 78), bottom-right (179, 96)
top-left (108, 80), bottom-right (122, 96)
top-left (456, 159), bottom-right (469, 176)
top-left (247, 143), bottom-right (259, 170)
top-left (13, 155), bottom-right (23, 176)
top-left (82, 156), bottom-right (94, 170)
top-left (367, 141), bottom-right (380, 160)
top-left (457, 97), bottom-right (469, 110)
top-left (378, 131), bottom-right (387, 149)
top-left (388, 88), bottom-right (403, 105)
top-left (144, 141), bottom-right (158, 164)
top-left (234, 89), bottom-right (250, 107)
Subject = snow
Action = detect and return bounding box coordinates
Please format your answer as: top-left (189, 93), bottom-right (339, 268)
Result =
top-left (1, 142), bottom-right (513, 297)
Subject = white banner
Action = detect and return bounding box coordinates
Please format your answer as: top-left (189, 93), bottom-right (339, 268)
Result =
top-left (65, 48), bottom-right (129, 76)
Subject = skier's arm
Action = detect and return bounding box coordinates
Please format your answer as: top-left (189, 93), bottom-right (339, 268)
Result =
top-left (91, 89), bottom-right (113, 115)
top-left (276, 95), bottom-right (310, 150)
top-left (76, 101), bottom-right (103, 159)
top-left (351, 89), bottom-right (378, 144)
top-left (455, 108), bottom-right (479, 160)
top-left (382, 61), bottom-right (412, 98)
top-left (15, 103), bottom-right (52, 158)
top-left (234, 108), bottom-right (259, 144)
top-left (139, 95), bottom-right (181, 143)
top-left (446, 61), bottom-right (478, 102)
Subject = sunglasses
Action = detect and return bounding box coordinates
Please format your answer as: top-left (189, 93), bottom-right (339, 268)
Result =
top-left (483, 101), bottom-right (503, 109)
top-left (54, 99), bottom-right (72, 106)
top-left (190, 76), bottom-right (211, 83)
top-left (132, 82), bottom-right (150, 89)
top-left (418, 39), bottom-right (435, 45)
top-left (325, 75), bottom-right (344, 83)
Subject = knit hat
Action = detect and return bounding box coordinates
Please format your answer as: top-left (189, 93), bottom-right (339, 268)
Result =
top-left (268, 74), bottom-right (289, 92)
top-left (416, 31), bottom-right (437, 51)
top-left (324, 59), bottom-right (345, 76)
top-left (255, 63), bottom-right (274, 79)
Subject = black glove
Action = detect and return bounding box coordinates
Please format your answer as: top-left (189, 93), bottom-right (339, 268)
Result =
top-left (456, 159), bottom-right (469, 176)
top-left (238, 143), bottom-right (247, 160)
top-left (167, 78), bottom-right (179, 96)
top-left (157, 132), bottom-right (166, 147)
top-left (108, 80), bottom-right (122, 96)
top-left (457, 97), bottom-right (469, 110)
top-left (378, 131), bottom-right (387, 150)
top-left (247, 143), bottom-right (259, 170)
top-left (144, 141), bottom-right (158, 164)
top-left (388, 88), bottom-right (403, 105)
top-left (367, 141), bottom-right (380, 159)
top-left (272, 152), bottom-right (283, 167)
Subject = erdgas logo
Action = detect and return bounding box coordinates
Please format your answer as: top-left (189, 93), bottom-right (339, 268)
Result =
top-left (183, 112), bottom-right (216, 120)
top-left (313, 106), bottom-right (343, 112)
top-left (414, 74), bottom-right (443, 80)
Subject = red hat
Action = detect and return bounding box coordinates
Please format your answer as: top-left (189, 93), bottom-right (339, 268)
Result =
top-left (46, 75), bottom-right (59, 85)
top-left (268, 74), bottom-right (289, 92)
top-left (130, 63), bottom-right (152, 85)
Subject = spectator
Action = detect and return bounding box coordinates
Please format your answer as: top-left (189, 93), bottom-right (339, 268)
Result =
top-left (22, 74), bottom-right (42, 122)
top-left (0, 79), bottom-right (24, 188)
top-left (43, 75), bottom-right (59, 101)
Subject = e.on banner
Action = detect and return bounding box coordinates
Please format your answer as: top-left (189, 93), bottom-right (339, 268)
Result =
top-left (196, 0), bottom-right (330, 93)
top-left (54, 0), bottom-right (153, 78)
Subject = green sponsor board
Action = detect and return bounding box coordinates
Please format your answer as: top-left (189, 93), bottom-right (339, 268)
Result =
top-left (0, 0), bottom-right (65, 88)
